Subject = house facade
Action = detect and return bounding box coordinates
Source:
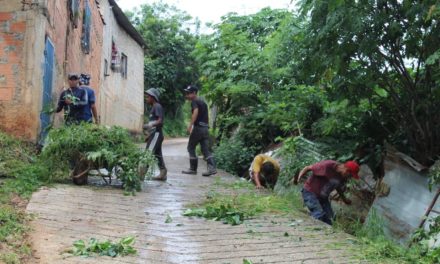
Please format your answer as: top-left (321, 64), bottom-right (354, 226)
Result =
top-left (0, 0), bottom-right (145, 142)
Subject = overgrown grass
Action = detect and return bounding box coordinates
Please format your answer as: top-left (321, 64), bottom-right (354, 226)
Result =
top-left (333, 209), bottom-right (428, 263)
top-left (0, 132), bottom-right (45, 263)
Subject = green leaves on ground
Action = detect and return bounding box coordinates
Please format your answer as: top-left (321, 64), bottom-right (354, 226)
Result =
top-left (70, 236), bottom-right (137, 257)
top-left (184, 182), bottom-right (303, 226)
top-left (184, 204), bottom-right (248, 226)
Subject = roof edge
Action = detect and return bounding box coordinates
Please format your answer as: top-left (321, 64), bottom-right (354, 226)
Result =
top-left (108, 0), bottom-right (146, 48)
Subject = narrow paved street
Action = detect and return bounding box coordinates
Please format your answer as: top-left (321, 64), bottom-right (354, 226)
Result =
top-left (26, 138), bottom-right (361, 264)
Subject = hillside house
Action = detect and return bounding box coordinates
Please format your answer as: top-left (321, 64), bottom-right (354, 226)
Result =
top-left (0, 0), bottom-right (145, 142)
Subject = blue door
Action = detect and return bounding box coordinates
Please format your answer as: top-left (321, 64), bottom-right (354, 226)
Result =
top-left (39, 37), bottom-right (54, 144)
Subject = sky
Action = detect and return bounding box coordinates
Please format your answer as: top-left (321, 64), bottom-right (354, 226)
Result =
top-left (116, 0), bottom-right (294, 27)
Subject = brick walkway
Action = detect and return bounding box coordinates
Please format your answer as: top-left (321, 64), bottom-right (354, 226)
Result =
top-left (26, 138), bottom-right (361, 264)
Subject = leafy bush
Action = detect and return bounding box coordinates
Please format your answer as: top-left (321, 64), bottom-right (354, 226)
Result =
top-left (214, 135), bottom-right (258, 177)
top-left (275, 136), bottom-right (325, 189)
top-left (428, 160), bottom-right (440, 190)
top-left (70, 236), bottom-right (137, 257)
top-left (183, 204), bottom-right (249, 226)
top-left (41, 124), bottom-right (156, 193)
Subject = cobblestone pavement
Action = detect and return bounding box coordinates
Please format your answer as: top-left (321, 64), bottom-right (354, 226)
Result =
top-left (26, 138), bottom-right (362, 264)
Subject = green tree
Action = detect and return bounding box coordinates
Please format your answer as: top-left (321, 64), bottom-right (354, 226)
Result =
top-left (193, 8), bottom-right (292, 145)
top-left (298, 0), bottom-right (440, 165)
top-left (127, 3), bottom-right (200, 120)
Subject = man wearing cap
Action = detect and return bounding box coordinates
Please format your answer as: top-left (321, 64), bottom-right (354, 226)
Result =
top-left (182, 85), bottom-right (217, 176)
top-left (143, 88), bottom-right (167, 181)
top-left (56, 73), bottom-right (89, 125)
top-left (79, 73), bottom-right (99, 124)
top-left (292, 160), bottom-right (360, 225)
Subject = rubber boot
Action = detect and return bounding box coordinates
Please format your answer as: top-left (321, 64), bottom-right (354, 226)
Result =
top-left (182, 158), bottom-right (197, 174)
top-left (152, 168), bottom-right (167, 181)
top-left (202, 157), bottom-right (217, 177)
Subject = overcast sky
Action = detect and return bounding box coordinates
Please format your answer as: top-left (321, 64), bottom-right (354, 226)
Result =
top-left (117, 0), bottom-right (294, 26)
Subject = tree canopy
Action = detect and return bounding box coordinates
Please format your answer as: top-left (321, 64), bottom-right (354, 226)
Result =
top-left (127, 3), bottom-right (200, 119)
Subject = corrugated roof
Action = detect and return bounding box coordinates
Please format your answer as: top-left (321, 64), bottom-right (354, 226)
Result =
top-left (108, 0), bottom-right (146, 48)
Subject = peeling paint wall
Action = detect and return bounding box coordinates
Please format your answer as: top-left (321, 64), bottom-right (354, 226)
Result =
top-left (0, 0), bottom-right (143, 141)
top-left (44, 0), bottom-right (104, 127)
top-left (0, 0), bottom-right (104, 140)
top-left (0, 1), bottom-right (44, 140)
top-left (99, 1), bottom-right (144, 133)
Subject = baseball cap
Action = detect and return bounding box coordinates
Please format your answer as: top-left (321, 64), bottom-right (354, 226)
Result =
top-left (184, 85), bottom-right (198, 93)
top-left (344, 161), bottom-right (360, 179)
top-left (68, 73), bottom-right (79, 80)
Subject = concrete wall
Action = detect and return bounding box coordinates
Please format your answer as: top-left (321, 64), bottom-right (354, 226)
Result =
top-left (0, 1), bottom-right (45, 139)
top-left (99, 1), bottom-right (144, 132)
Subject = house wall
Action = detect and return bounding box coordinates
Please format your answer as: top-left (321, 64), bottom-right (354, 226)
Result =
top-left (99, 1), bottom-right (144, 132)
top-left (0, 0), bottom-right (106, 141)
top-left (0, 1), bottom-right (45, 140)
top-left (0, 0), bottom-right (143, 141)
top-left (45, 0), bottom-right (104, 127)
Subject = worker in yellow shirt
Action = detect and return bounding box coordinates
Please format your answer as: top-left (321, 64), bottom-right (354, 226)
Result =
top-left (249, 154), bottom-right (280, 189)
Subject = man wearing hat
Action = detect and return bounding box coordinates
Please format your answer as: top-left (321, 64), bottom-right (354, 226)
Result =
top-left (182, 85), bottom-right (217, 176)
top-left (292, 160), bottom-right (360, 225)
top-left (56, 73), bottom-right (89, 125)
top-left (144, 88), bottom-right (167, 181)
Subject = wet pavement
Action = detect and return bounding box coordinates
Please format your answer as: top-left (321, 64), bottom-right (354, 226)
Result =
top-left (26, 138), bottom-right (361, 264)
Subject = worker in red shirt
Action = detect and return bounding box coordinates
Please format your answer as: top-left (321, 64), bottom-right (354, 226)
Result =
top-left (293, 160), bottom-right (360, 225)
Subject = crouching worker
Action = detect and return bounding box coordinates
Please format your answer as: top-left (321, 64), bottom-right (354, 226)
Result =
top-left (143, 88), bottom-right (167, 181)
top-left (249, 154), bottom-right (280, 189)
top-left (292, 160), bottom-right (360, 225)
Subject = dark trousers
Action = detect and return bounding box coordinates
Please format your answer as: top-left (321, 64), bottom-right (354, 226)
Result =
top-left (188, 126), bottom-right (212, 160)
top-left (301, 188), bottom-right (334, 225)
top-left (187, 126), bottom-right (216, 170)
top-left (146, 130), bottom-right (165, 169)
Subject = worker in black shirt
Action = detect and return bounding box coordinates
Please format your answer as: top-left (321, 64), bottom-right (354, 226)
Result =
top-left (182, 85), bottom-right (217, 176)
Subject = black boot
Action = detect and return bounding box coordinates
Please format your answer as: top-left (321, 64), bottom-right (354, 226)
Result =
top-left (182, 158), bottom-right (197, 174)
top-left (202, 157), bottom-right (217, 177)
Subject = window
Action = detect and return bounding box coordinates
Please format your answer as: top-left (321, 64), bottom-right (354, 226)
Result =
top-left (81, 0), bottom-right (92, 54)
top-left (104, 59), bottom-right (109, 77)
top-left (111, 40), bottom-right (120, 71)
top-left (121, 53), bottom-right (127, 79)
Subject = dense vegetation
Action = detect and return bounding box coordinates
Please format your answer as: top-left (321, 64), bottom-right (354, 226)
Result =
top-left (127, 3), bottom-right (200, 136)
top-left (193, 1), bottom-right (440, 180)
top-left (129, 1), bottom-right (440, 262)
